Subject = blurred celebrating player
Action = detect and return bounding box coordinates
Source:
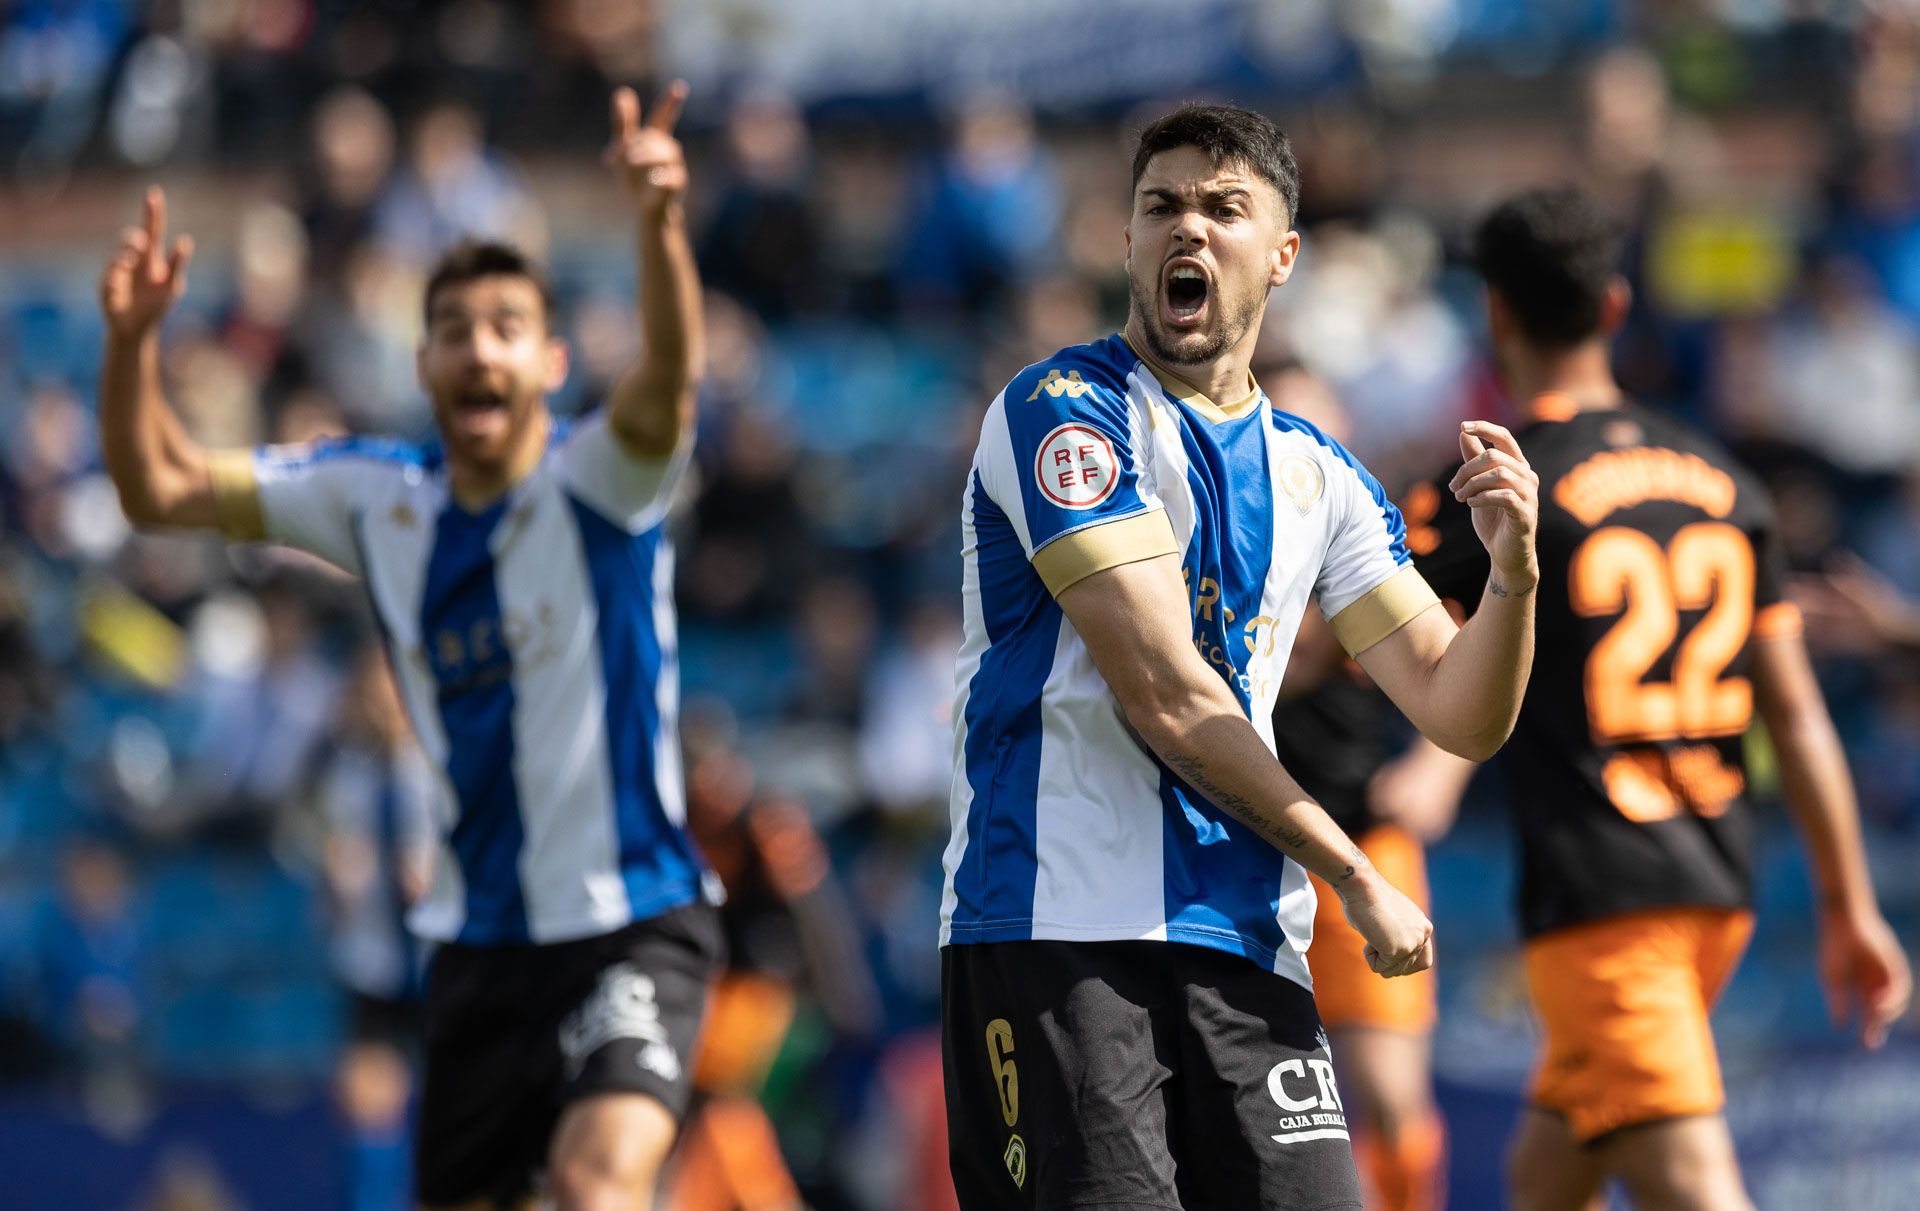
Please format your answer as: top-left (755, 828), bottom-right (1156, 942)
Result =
top-left (941, 104), bottom-right (1542, 1209)
top-left (97, 85), bottom-right (718, 1211)
top-left (1405, 186), bottom-right (1911, 1211)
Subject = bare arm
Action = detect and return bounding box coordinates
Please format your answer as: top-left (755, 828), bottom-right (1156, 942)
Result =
top-left (1058, 552), bottom-right (1433, 976)
top-left (97, 187), bottom-right (219, 530)
top-left (1358, 421), bottom-right (1539, 760)
top-left (1751, 630), bottom-right (1911, 1046)
top-left (601, 83), bottom-right (704, 459)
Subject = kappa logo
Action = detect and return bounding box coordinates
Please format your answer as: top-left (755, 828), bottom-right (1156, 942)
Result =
top-left (1278, 454), bottom-right (1325, 516)
top-left (1025, 368), bottom-right (1093, 402)
top-left (1034, 423), bottom-right (1120, 510)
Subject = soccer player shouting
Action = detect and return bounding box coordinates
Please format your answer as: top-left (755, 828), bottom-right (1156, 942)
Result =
top-left (940, 104), bottom-right (1541, 1209)
top-left (98, 85), bottom-right (719, 1211)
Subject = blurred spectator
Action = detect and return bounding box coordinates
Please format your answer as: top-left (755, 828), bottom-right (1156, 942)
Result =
top-left (303, 86), bottom-right (398, 286)
top-left (170, 578), bottom-right (342, 844)
top-left (896, 94), bottom-right (1061, 319)
top-left (699, 91), bottom-right (824, 321)
top-left (1762, 256), bottom-right (1920, 478)
top-left (30, 837), bottom-right (142, 1084)
top-left (372, 99), bottom-right (542, 266)
top-left (858, 599), bottom-right (960, 818)
top-left (314, 647), bottom-right (434, 1211)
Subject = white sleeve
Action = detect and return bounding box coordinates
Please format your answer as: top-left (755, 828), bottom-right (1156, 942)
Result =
top-left (552, 412), bottom-right (691, 532)
top-left (1314, 449), bottom-right (1439, 656)
top-left (213, 443), bottom-right (405, 576)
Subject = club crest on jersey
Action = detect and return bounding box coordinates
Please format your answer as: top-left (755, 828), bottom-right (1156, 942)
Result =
top-left (1278, 454), bottom-right (1325, 516)
top-left (1025, 368), bottom-right (1092, 402)
top-left (1003, 1134), bottom-right (1027, 1188)
top-left (1035, 423), bottom-right (1120, 510)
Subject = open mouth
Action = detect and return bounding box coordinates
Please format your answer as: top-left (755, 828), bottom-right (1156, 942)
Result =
top-left (1162, 261), bottom-right (1211, 327)
top-left (450, 387), bottom-right (510, 435)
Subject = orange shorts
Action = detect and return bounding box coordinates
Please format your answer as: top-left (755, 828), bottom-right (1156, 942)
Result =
top-left (1308, 825), bottom-right (1437, 1034)
top-left (1525, 907), bottom-right (1753, 1143)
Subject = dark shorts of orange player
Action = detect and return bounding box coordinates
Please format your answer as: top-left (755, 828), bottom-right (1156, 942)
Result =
top-left (1309, 825), bottom-right (1438, 1034)
top-left (1524, 906), bottom-right (1754, 1144)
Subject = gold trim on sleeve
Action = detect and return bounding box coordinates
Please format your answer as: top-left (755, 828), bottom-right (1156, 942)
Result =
top-left (1032, 509), bottom-right (1180, 596)
top-left (206, 449), bottom-right (266, 541)
top-left (1328, 566), bottom-right (1442, 656)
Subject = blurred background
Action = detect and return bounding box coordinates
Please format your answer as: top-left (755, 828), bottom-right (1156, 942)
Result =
top-left (2, 1), bottom-right (1920, 1208)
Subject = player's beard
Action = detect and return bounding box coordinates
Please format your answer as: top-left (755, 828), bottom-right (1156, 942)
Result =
top-left (1128, 270), bottom-right (1263, 368)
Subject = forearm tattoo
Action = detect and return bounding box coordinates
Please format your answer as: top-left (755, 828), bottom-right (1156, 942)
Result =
top-left (1163, 750), bottom-right (1362, 883)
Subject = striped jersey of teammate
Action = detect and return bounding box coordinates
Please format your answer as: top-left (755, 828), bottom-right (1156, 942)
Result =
top-left (206, 412), bottom-right (716, 946)
top-left (942, 333), bottom-right (1435, 991)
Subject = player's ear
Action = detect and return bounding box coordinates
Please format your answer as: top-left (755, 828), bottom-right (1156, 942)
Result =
top-left (543, 337), bottom-right (570, 393)
top-left (1269, 229), bottom-right (1301, 288)
top-left (1600, 276), bottom-right (1632, 335)
top-left (1122, 221), bottom-right (1132, 274)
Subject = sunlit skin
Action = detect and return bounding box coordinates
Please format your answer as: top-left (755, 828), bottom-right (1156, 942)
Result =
top-left (418, 275), bottom-right (570, 506)
top-left (1122, 145), bottom-right (1300, 403)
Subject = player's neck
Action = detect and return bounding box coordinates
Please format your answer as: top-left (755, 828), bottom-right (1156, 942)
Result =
top-left (1504, 342), bottom-right (1623, 417)
top-left (1122, 317), bottom-right (1258, 413)
top-left (447, 407), bottom-right (552, 509)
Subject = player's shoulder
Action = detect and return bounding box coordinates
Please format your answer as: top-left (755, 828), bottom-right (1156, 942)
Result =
top-left (1268, 406), bottom-right (1385, 492)
top-left (1000, 334), bottom-right (1139, 410)
top-left (274, 433), bottom-right (444, 473)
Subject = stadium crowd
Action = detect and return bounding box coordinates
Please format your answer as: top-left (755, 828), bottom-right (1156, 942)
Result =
top-left (3, 1), bottom-right (1920, 1207)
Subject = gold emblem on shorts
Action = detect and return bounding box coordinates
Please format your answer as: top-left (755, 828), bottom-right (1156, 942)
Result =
top-left (1003, 1134), bottom-right (1027, 1188)
top-left (1278, 455), bottom-right (1325, 515)
top-left (390, 502), bottom-right (417, 529)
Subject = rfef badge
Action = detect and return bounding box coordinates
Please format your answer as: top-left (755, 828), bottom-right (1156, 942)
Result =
top-left (1035, 423), bottom-right (1120, 510)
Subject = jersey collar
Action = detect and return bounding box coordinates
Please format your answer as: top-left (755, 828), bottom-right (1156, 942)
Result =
top-left (1120, 333), bottom-right (1263, 423)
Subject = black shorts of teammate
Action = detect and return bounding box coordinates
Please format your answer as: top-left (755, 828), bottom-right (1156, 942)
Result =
top-left (943, 939), bottom-right (1363, 1211)
top-left (415, 901), bottom-right (724, 1209)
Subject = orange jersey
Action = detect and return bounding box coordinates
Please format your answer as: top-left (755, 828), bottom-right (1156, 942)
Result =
top-left (1407, 398), bottom-right (1800, 938)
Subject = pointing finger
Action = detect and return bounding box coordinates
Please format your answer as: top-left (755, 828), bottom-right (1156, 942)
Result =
top-left (645, 79), bottom-right (688, 133)
top-left (144, 185), bottom-right (167, 249)
top-left (610, 86), bottom-right (641, 144)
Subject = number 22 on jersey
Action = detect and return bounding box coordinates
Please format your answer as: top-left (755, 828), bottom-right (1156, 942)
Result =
top-left (1570, 521), bottom-right (1755, 746)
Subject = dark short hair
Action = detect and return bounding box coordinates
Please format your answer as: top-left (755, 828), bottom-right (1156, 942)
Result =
top-left (1474, 186), bottom-right (1624, 347)
top-left (422, 239), bottom-right (556, 327)
top-left (1131, 104), bottom-right (1301, 226)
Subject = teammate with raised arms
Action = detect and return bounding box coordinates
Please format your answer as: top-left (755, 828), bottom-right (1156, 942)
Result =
top-left (98, 84), bottom-right (718, 1211)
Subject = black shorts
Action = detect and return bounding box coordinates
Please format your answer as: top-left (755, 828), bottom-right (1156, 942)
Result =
top-left (415, 901), bottom-right (723, 1208)
top-left (942, 939), bottom-right (1363, 1211)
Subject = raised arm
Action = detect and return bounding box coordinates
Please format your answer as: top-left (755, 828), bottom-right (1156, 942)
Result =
top-left (1357, 421), bottom-right (1539, 760)
top-left (97, 187), bottom-right (220, 530)
top-left (601, 82), bottom-right (704, 459)
top-left (1751, 629), bottom-right (1912, 1047)
top-left (1058, 553), bottom-right (1434, 978)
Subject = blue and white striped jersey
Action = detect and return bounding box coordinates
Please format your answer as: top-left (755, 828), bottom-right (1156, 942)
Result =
top-left (942, 335), bottom-right (1438, 990)
top-left (210, 414), bottom-right (713, 946)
